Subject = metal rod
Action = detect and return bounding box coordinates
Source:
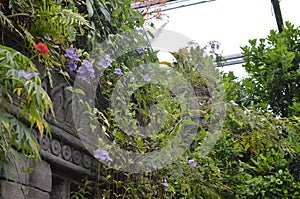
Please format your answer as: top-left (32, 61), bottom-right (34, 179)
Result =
top-left (213, 53), bottom-right (245, 67)
top-left (271, 0), bottom-right (284, 32)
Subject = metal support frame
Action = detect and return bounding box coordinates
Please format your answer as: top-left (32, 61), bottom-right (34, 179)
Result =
top-left (213, 53), bottom-right (245, 67)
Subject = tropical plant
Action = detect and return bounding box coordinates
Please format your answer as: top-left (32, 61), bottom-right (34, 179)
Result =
top-left (0, 44), bottom-right (54, 168)
top-left (241, 22), bottom-right (300, 117)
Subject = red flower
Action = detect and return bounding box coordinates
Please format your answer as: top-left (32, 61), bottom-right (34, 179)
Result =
top-left (34, 42), bottom-right (49, 55)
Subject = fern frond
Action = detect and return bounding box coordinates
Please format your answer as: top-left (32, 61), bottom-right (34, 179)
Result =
top-left (0, 11), bottom-right (23, 37)
top-left (60, 9), bottom-right (92, 29)
top-left (18, 25), bottom-right (35, 46)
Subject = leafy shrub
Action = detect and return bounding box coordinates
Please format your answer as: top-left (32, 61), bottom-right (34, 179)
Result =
top-left (241, 22), bottom-right (300, 117)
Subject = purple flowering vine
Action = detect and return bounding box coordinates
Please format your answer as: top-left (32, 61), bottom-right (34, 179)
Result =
top-left (65, 48), bottom-right (79, 60)
top-left (162, 178), bottom-right (168, 187)
top-left (68, 62), bottom-right (77, 72)
top-left (230, 100), bottom-right (239, 106)
top-left (94, 149), bottom-right (112, 162)
top-left (77, 60), bottom-right (95, 84)
top-left (99, 54), bottom-right (113, 69)
top-left (136, 47), bottom-right (144, 54)
top-left (19, 70), bottom-right (39, 80)
top-left (64, 47), bottom-right (79, 72)
top-left (143, 74), bottom-right (151, 82)
top-left (187, 158), bottom-right (197, 168)
top-left (113, 68), bottom-right (123, 75)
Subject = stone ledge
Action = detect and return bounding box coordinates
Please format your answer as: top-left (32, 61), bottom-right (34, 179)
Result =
top-left (40, 151), bottom-right (99, 181)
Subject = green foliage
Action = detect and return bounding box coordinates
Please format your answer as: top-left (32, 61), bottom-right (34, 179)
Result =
top-left (30, 2), bottom-right (91, 43)
top-left (77, 44), bottom-right (226, 198)
top-left (212, 106), bottom-right (300, 198)
top-left (1, 1), bottom-right (300, 198)
top-left (241, 22), bottom-right (300, 117)
top-left (0, 45), bottom-right (54, 166)
top-left (236, 169), bottom-right (300, 199)
top-left (222, 71), bottom-right (244, 104)
top-left (79, 0), bottom-right (144, 50)
top-left (0, 11), bottom-right (23, 37)
top-left (90, 107), bottom-right (299, 198)
top-left (71, 177), bottom-right (94, 199)
top-left (75, 31), bottom-right (300, 198)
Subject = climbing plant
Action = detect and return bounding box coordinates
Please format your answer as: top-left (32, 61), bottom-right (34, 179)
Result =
top-left (1, 0), bottom-right (300, 198)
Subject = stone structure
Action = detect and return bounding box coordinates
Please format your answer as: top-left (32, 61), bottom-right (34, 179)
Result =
top-left (0, 120), bottom-right (98, 199)
top-left (0, 122), bottom-right (98, 199)
top-left (0, 72), bottom-right (99, 199)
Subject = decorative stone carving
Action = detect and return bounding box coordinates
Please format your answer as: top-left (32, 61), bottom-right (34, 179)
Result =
top-left (36, 131), bottom-right (97, 176)
top-left (72, 150), bottom-right (82, 165)
top-left (62, 145), bottom-right (72, 161)
top-left (43, 73), bottom-right (74, 125)
top-left (51, 140), bottom-right (62, 156)
top-left (40, 135), bottom-right (50, 151)
top-left (82, 154), bottom-right (92, 169)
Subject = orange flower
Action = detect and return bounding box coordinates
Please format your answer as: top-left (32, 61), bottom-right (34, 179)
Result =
top-left (34, 42), bottom-right (49, 55)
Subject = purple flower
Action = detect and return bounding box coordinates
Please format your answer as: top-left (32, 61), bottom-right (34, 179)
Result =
top-left (143, 74), bottom-right (151, 82)
top-left (68, 62), bottom-right (77, 71)
top-left (150, 163), bottom-right (157, 170)
top-left (136, 47), bottom-right (144, 54)
top-left (230, 100), bottom-right (239, 106)
top-left (187, 158), bottom-right (197, 168)
top-left (99, 54), bottom-right (113, 69)
top-left (94, 149), bottom-right (112, 162)
top-left (64, 48), bottom-right (79, 61)
top-left (77, 60), bottom-right (95, 84)
top-left (113, 68), bottom-right (123, 75)
top-left (19, 70), bottom-right (39, 80)
top-left (162, 178), bottom-right (168, 187)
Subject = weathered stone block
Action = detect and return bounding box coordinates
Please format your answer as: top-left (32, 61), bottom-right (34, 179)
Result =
top-left (27, 186), bottom-right (50, 199)
top-left (0, 180), bottom-right (49, 199)
top-left (28, 160), bottom-right (52, 192)
top-left (0, 154), bottom-right (53, 194)
top-left (0, 155), bottom-right (28, 184)
top-left (0, 180), bottom-right (25, 199)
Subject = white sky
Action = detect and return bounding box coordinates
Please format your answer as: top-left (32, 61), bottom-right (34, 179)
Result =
top-left (150, 0), bottom-right (300, 78)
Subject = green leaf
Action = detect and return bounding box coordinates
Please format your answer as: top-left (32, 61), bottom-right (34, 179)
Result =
top-left (96, 0), bottom-right (111, 22)
top-left (115, 131), bottom-right (124, 142)
top-left (86, 0), bottom-right (94, 18)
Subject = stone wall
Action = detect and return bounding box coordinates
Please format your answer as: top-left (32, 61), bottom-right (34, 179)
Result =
top-left (0, 155), bottom-right (52, 199)
top-left (0, 120), bottom-right (98, 199)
